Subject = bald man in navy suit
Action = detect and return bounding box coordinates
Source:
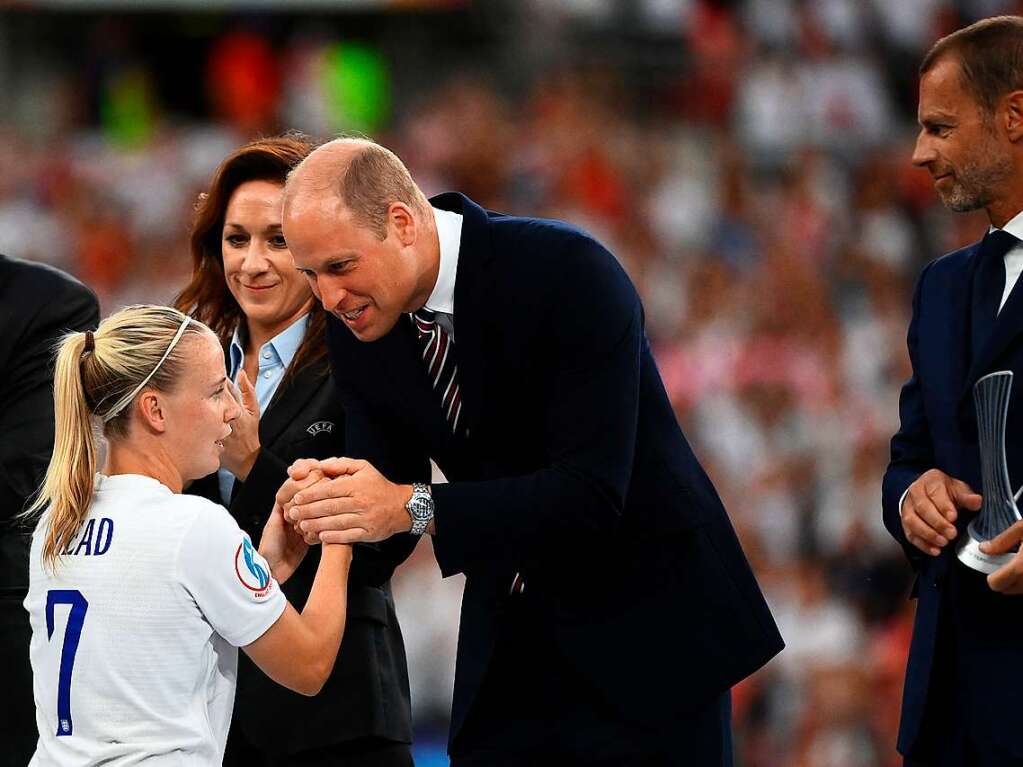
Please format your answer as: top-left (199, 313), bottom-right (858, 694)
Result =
top-left (276, 138), bottom-right (783, 766)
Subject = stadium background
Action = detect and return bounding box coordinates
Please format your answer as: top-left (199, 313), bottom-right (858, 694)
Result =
top-left (0, 0), bottom-right (1014, 764)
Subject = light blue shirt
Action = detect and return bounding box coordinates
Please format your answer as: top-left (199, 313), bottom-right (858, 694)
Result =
top-left (217, 314), bottom-right (310, 505)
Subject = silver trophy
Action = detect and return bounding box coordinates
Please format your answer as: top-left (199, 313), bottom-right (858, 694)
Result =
top-left (957, 370), bottom-right (1023, 573)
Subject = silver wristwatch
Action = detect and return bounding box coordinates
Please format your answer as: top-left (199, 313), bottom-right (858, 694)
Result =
top-left (405, 482), bottom-right (434, 535)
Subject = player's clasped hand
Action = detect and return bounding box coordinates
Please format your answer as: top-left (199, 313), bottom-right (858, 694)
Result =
top-left (276, 457), bottom-right (412, 545)
top-left (901, 469), bottom-right (982, 556)
top-left (273, 464), bottom-right (325, 543)
top-left (257, 502), bottom-right (309, 584)
top-left (979, 521), bottom-right (1023, 594)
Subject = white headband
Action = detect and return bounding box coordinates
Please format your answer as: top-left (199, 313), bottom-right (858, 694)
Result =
top-left (101, 315), bottom-right (192, 424)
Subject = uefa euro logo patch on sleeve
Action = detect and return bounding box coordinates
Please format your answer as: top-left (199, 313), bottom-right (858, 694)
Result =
top-left (234, 538), bottom-right (273, 598)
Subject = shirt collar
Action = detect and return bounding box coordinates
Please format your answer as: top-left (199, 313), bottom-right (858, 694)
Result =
top-left (423, 206), bottom-right (462, 316)
top-left (997, 209), bottom-right (1023, 242)
top-left (228, 313), bottom-right (310, 377)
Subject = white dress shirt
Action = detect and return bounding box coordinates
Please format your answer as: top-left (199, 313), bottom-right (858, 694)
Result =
top-left (995, 209), bottom-right (1023, 310)
top-left (422, 206), bottom-right (463, 340)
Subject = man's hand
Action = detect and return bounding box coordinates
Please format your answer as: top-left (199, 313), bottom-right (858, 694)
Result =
top-left (901, 469), bottom-right (982, 556)
top-left (980, 521), bottom-right (1023, 594)
top-left (221, 370), bottom-right (261, 481)
top-left (281, 457), bottom-right (412, 545)
top-left (275, 461), bottom-right (328, 510)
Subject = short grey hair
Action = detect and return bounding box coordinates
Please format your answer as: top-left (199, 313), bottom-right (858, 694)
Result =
top-left (289, 138), bottom-right (428, 240)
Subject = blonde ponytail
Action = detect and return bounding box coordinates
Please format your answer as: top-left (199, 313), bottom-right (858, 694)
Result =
top-left (26, 331), bottom-right (98, 569)
top-left (25, 305), bottom-right (210, 571)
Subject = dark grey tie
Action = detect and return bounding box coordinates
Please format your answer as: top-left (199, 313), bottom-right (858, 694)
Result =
top-left (971, 229), bottom-right (1019, 362)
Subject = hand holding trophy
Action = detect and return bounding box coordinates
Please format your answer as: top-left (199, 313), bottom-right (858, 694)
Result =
top-left (960, 371), bottom-right (1023, 574)
top-left (979, 520), bottom-right (1023, 592)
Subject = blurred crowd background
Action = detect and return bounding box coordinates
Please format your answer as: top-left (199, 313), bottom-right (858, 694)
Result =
top-left (1, 0), bottom-right (1017, 764)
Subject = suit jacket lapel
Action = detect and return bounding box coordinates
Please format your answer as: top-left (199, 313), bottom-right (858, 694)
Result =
top-left (963, 249), bottom-right (1023, 399)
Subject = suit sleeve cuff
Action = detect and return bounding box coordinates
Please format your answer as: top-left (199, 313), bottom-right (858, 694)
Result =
top-left (892, 477), bottom-right (926, 570)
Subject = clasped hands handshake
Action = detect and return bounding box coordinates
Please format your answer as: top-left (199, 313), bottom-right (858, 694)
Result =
top-left (223, 379), bottom-right (414, 579)
top-left (257, 457), bottom-right (413, 583)
top-left (272, 458), bottom-right (415, 546)
top-left (902, 468), bottom-right (1023, 594)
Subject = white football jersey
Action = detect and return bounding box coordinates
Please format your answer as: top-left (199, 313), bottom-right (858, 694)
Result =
top-left (24, 473), bottom-right (286, 766)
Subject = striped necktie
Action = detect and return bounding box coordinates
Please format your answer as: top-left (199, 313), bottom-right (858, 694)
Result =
top-left (412, 309), bottom-right (521, 593)
top-left (412, 309), bottom-right (462, 432)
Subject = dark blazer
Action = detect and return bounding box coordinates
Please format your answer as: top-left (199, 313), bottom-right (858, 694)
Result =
top-left (0, 255), bottom-right (99, 767)
top-left (327, 193), bottom-right (785, 749)
top-left (189, 351), bottom-right (414, 757)
top-left (0, 256), bottom-right (100, 590)
top-left (883, 239), bottom-right (1023, 760)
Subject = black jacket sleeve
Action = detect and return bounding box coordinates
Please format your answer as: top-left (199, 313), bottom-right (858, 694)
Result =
top-left (0, 261), bottom-right (99, 589)
top-left (0, 267), bottom-right (99, 520)
top-left (882, 263), bottom-right (933, 569)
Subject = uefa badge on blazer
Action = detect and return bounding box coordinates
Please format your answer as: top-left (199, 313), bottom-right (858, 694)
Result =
top-left (306, 420), bottom-right (334, 437)
top-left (958, 371), bottom-right (1023, 573)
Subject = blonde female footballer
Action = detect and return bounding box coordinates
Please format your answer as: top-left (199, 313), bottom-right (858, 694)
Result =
top-left (23, 305), bottom-right (351, 766)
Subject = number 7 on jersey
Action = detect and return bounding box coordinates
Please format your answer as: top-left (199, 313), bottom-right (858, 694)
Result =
top-left (45, 589), bottom-right (89, 737)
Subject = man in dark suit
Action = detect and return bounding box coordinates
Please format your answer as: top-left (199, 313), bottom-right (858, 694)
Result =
top-left (0, 255), bottom-right (99, 767)
top-left (883, 16), bottom-right (1023, 767)
top-left (277, 138), bottom-right (783, 766)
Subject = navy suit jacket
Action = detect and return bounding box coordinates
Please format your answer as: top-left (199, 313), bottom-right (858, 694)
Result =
top-left (884, 239), bottom-right (1023, 758)
top-left (327, 193), bottom-right (784, 747)
top-left (0, 255), bottom-right (99, 592)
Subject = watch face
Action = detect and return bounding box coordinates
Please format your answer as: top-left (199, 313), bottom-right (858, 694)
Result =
top-left (408, 496), bottom-right (433, 521)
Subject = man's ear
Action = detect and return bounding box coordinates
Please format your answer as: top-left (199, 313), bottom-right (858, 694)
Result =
top-left (388, 202), bottom-right (417, 247)
top-left (1003, 90), bottom-right (1023, 142)
top-left (136, 390), bottom-right (168, 434)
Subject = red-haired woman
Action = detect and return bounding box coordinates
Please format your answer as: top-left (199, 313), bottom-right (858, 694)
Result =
top-left (175, 136), bottom-right (413, 767)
